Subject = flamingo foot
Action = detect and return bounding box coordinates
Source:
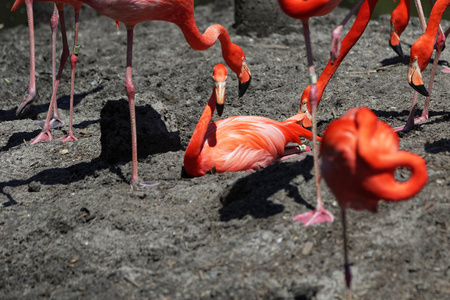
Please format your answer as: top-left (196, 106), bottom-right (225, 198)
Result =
top-left (441, 67), bottom-right (450, 73)
top-left (293, 203), bottom-right (334, 226)
top-left (131, 180), bottom-right (159, 190)
top-left (57, 134), bottom-right (78, 142)
top-left (393, 115), bottom-right (429, 132)
top-left (36, 118), bottom-right (65, 129)
top-left (330, 25), bottom-right (343, 64)
top-left (30, 131), bottom-right (53, 144)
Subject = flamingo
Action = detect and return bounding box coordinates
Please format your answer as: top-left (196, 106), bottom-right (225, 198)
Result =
top-left (298, 0), bottom-right (379, 129)
top-left (389, 0), bottom-right (411, 57)
top-left (276, 0), bottom-right (343, 225)
top-left (396, 0), bottom-right (449, 132)
top-left (184, 64), bottom-right (317, 177)
top-left (73, 0), bottom-right (251, 187)
top-left (320, 107), bottom-right (427, 297)
top-left (12, 0), bottom-right (83, 142)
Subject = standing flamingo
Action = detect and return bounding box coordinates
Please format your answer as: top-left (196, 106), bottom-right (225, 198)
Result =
top-left (184, 64), bottom-right (317, 177)
top-left (397, 0), bottom-right (449, 131)
top-left (74, 0), bottom-right (251, 187)
top-left (320, 107), bottom-right (427, 297)
top-left (298, 0), bottom-right (379, 129)
top-left (277, 0), bottom-right (342, 225)
top-left (12, 0), bottom-right (83, 142)
top-left (389, 0), bottom-right (411, 57)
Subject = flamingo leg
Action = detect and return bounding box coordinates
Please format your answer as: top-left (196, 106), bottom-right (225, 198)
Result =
top-left (293, 21), bottom-right (334, 226)
top-left (58, 9), bottom-right (81, 142)
top-left (16, 0), bottom-right (36, 117)
top-left (394, 0), bottom-right (447, 132)
top-left (125, 28), bottom-right (158, 189)
top-left (341, 208), bottom-right (353, 300)
top-left (30, 7), bottom-right (70, 144)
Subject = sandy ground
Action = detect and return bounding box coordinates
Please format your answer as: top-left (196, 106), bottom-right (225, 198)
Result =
top-left (1, 3), bottom-right (449, 300)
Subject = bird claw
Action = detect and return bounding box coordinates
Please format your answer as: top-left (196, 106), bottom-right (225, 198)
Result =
top-left (31, 131), bottom-right (52, 144)
top-left (57, 135), bottom-right (78, 142)
top-left (35, 118), bottom-right (65, 129)
top-left (131, 180), bottom-right (159, 190)
top-left (293, 208), bottom-right (334, 226)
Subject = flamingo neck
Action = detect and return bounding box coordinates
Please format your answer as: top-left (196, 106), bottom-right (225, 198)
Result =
top-left (185, 89), bottom-right (216, 160)
top-left (311, 0), bottom-right (377, 106)
top-left (417, 0), bottom-right (450, 69)
top-left (391, 0), bottom-right (411, 34)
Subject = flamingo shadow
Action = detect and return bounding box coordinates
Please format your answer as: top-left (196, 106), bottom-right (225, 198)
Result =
top-left (0, 84), bottom-right (103, 123)
top-left (218, 155), bottom-right (315, 221)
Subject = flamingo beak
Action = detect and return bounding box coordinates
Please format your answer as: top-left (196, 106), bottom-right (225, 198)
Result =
top-left (238, 61), bottom-right (251, 97)
top-left (408, 58), bottom-right (429, 97)
top-left (215, 80), bottom-right (226, 117)
top-left (389, 31), bottom-right (404, 58)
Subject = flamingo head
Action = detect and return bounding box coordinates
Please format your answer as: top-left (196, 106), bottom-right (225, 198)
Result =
top-left (389, 21), bottom-right (404, 58)
top-left (408, 56), bottom-right (429, 97)
top-left (213, 64), bottom-right (227, 117)
top-left (298, 84), bottom-right (324, 128)
top-left (222, 44), bottom-right (251, 98)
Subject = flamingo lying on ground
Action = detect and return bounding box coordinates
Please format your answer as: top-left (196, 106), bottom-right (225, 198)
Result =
top-left (320, 107), bottom-right (427, 297)
top-left (75, 0), bottom-right (251, 187)
top-left (184, 64), bottom-right (317, 177)
top-left (397, 0), bottom-right (450, 132)
top-left (12, 0), bottom-right (83, 142)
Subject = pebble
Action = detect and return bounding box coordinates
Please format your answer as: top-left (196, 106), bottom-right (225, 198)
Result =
top-left (28, 181), bottom-right (41, 192)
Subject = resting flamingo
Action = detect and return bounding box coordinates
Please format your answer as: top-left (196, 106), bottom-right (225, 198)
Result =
top-left (12, 0), bottom-right (83, 142)
top-left (397, 0), bottom-right (449, 132)
top-left (74, 0), bottom-right (251, 187)
top-left (278, 0), bottom-right (364, 225)
top-left (320, 107), bottom-right (427, 297)
top-left (184, 64), bottom-right (317, 177)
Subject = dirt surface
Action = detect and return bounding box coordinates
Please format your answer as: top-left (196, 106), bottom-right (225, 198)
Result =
top-left (1, 3), bottom-right (449, 300)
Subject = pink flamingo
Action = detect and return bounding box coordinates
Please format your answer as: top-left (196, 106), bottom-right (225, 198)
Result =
top-left (74, 0), bottom-right (252, 187)
top-left (184, 64), bottom-right (317, 177)
top-left (298, 0), bottom-right (379, 129)
top-left (395, 0), bottom-right (450, 132)
top-left (389, 0), bottom-right (411, 57)
top-left (277, 0), bottom-right (343, 226)
top-left (12, 0), bottom-right (83, 142)
top-left (320, 107), bottom-right (427, 297)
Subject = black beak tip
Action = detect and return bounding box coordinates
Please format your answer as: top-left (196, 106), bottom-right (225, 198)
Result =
top-left (409, 82), bottom-right (429, 97)
top-left (390, 42), bottom-right (404, 58)
top-left (216, 103), bottom-right (224, 117)
top-left (238, 75), bottom-right (252, 98)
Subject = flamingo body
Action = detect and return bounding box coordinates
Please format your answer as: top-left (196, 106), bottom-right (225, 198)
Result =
top-left (184, 64), bottom-right (316, 177)
top-left (320, 107), bottom-right (428, 211)
top-left (278, 0), bottom-right (342, 20)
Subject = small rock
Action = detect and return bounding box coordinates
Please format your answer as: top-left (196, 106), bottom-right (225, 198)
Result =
top-left (59, 149), bottom-right (69, 155)
top-left (28, 181), bottom-right (41, 192)
top-left (302, 241), bottom-right (314, 256)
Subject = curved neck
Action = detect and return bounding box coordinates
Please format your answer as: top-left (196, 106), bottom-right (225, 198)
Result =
top-left (317, 0), bottom-right (377, 99)
top-left (424, 0), bottom-right (450, 38)
top-left (185, 89), bottom-right (216, 159)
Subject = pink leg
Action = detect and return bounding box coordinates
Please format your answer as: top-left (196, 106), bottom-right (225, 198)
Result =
top-left (125, 28), bottom-right (158, 188)
top-left (276, 145), bottom-right (311, 162)
top-left (30, 9), bottom-right (71, 144)
top-left (394, 11), bottom-right (447, 132)
top-left (330, 0), bottom-right (366, 64)
top-left (293, 22), bottom-right (334, 226)
top-left (16, 0), bottom-right (36, 117)
top-left (58, 10), bottom-right (80, 142)
top-left (36, 6), bottom-right (69, 129)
